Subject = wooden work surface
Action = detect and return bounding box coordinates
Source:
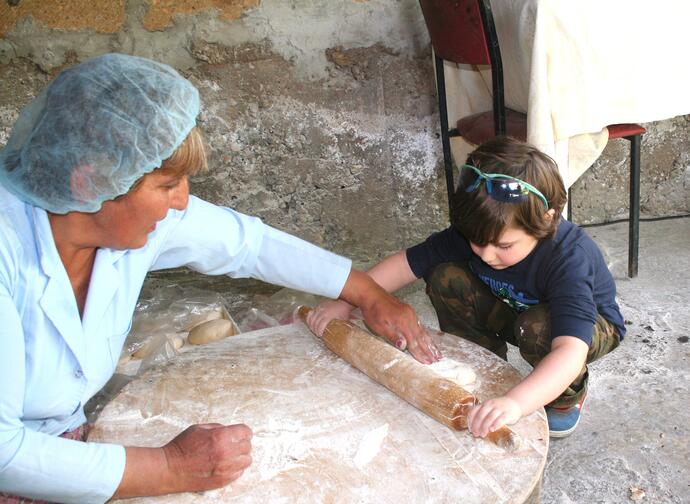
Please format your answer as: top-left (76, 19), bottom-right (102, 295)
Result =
top-left (90, 322), bottom-right (548, 503)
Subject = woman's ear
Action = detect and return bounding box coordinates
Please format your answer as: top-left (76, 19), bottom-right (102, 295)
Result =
top-left (544, 208), bottom-right (557, 222)
top-left (69, 164), bottom-right (98, 203)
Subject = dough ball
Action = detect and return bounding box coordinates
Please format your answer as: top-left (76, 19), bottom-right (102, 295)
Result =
top-left (171, 335), bottom-right (185, 350)
top-left (182, 307), bottom-right (225, 331)
top-left (131, 334), bottom-right (184, 359)
top-left (188, 318), bottom-right (237, 345)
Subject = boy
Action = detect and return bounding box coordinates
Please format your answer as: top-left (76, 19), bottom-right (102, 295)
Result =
top-left (307, 136), bottom-right (623, 438)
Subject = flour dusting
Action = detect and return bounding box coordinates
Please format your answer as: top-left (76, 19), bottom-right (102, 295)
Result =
top-left (353, 423), bottom-right (389, 469)
top-left (382, 358), bottom-right (399, 371)
top-left (427, 358), bottom-right (477, 390)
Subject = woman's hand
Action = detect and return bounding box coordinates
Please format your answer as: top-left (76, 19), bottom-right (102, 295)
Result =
top-left (305, 300), bottom-right (355, 336)
top-left (161, 423), bottom-right (253, 493)
top-left (114, 423), bottom-right (253, 498)
top-left (467, 397), bottom-right (522, 438)
top-left (358, 291), bottom-right (441, 364)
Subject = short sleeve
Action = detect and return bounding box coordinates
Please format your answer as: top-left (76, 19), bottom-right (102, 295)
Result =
top-left (543, 243), bottom-right (598, 345)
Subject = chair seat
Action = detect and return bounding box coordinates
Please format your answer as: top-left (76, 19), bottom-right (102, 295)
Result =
top-left (607, 123), bottom-right (646, 139)
top-left (456, 108), bottom-right (527, 145)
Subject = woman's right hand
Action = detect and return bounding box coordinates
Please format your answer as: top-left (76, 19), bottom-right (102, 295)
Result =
top-left (305, 299), bottom-right (355, 336)
top-left (114, 423), bottom-right (253, 499)
top-left (162, 423), bottom-right (253, 493)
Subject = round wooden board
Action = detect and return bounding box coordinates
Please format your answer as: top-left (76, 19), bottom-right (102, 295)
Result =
top-left (90, 322), bottom-right (548, 503)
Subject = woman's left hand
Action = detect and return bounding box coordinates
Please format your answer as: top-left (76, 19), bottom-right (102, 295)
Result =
top-left (359, 291), bottom-right (441, 364)
top-left (467, 396), bottom-right (522, 438)
top-left (338, 268), bottom-right (442, 364)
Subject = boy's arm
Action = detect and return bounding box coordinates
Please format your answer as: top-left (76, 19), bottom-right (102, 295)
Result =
top-left (467, 335), bottom-right (589, 437)
top-left (365, 250), bottom-right (419, 291)
top-left (308, 251), bottom-right (440, 363)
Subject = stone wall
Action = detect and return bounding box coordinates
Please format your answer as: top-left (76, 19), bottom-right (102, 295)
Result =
top-left (1, 0), bottom-right (688, 265)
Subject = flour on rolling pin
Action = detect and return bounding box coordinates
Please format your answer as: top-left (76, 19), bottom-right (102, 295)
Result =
top-left (380, 356), bottom-right (477, 391)
top-left (426, 358), bottom-right (478, 392)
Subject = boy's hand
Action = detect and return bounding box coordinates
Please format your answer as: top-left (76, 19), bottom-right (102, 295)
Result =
top-left (306, 299), bottom-right (356, 336)
top-left (467, 397), bottom-right (522, 438)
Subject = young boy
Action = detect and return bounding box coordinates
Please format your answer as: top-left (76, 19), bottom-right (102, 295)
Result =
top-left (307, 136), bottom-right (623, 438)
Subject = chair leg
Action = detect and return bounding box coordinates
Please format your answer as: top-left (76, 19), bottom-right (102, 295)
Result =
top-left (627, 134), bottom-right (642, 278)
top-left (434, 53), bottom-right (454, 220)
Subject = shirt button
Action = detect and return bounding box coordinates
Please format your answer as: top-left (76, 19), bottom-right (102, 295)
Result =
top-left (74, 369), bottom-right (83, 378)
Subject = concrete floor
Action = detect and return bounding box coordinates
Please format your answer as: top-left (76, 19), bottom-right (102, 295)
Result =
top-left (132, 216), bottom-right (690, 503)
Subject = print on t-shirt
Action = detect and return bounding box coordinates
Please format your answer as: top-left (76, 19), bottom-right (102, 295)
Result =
top-left (476, 272), bottom-right (539, 312)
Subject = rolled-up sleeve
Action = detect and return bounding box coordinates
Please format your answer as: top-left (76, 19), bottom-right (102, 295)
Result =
top-left (0, 286), bottom-right (126, 503)
top-left (151, 196), bottom-right (352, 299)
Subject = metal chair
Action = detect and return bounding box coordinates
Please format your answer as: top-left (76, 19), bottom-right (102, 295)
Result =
top-left (418, 0), bottom-right (645, 277)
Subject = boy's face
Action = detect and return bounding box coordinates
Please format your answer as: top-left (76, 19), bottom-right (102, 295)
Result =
top-left (469, 225), bottom-right (539, 270)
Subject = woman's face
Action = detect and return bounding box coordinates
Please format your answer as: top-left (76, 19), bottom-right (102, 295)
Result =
top-left (90, 169), bottom-right (190, 250)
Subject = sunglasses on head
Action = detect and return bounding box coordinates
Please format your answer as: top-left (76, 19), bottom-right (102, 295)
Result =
top-left (459, 164), bottom-right (549, 209)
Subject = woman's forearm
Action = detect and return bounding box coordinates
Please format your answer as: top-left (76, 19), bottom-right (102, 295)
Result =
top-left (112, 423), bottom-right (253, 499)
top-left (112, 447), bottom-right (172, 499)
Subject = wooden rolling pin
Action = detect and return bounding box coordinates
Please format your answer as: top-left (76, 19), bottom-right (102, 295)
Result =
top-left (298, 306), bottom-right (517, 449)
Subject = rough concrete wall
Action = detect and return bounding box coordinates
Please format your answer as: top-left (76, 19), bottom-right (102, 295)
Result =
top-left (569, 116), bottom-right (690, 225)
top-left (1, 0), bottom-right (688, 265)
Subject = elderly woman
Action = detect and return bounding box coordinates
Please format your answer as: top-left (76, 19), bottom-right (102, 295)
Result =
top-left (0, 54), bottom-right (440, 503)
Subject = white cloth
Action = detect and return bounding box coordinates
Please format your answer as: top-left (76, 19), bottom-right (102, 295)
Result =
top-left (0, 186), bottom-right (351, 503)
top-left (443, 0), bottom-right (690, 187)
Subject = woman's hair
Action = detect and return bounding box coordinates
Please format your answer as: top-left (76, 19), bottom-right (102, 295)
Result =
top-left (451, 136), bottom-right (567, 245)
top-left (158, 126), bottom-right (208, 178)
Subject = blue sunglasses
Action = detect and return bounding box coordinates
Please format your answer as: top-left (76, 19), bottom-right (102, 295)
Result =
top-left (459, 164), bottom-right (549, 209)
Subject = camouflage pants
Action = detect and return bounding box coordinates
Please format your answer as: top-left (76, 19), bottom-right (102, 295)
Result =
top-left (425, 262), bottom-right (620, 408)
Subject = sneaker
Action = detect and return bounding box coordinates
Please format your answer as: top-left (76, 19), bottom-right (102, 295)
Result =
top-left (546, 393), bottom-right (587, 438)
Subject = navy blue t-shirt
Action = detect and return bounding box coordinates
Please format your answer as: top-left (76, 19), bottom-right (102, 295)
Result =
top-left (406, 220), bottom-right (625, 345)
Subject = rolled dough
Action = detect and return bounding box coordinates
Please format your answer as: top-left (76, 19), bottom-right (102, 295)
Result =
top-left (188, 318), bottom-right (237, 345)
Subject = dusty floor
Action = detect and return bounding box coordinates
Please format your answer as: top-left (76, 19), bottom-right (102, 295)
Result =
top-left (132, 216), bottom-right (690, 503)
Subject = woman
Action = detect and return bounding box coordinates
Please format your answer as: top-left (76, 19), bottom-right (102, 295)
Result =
top-left (0, 53), bottom-right (440, 503)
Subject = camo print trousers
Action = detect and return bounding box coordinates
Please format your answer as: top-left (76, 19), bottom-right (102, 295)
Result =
top-left (425, 262), bottom-right (620, 408)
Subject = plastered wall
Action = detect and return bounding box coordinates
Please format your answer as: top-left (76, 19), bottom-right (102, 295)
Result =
top-left (1, 0), bottom-right (688, 265)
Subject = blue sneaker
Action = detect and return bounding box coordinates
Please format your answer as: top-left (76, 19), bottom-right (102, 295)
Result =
top-left (546, 393), bottom-right (587, 438)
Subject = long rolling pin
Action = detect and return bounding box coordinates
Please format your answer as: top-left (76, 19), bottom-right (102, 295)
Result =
top-left (298, 306), bottom-right (517, 449)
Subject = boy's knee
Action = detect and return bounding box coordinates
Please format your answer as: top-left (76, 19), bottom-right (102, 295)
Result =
top-left (514, 305), bottom-right (552, 357)
top-left (425, 262), bottom-right (473, 297)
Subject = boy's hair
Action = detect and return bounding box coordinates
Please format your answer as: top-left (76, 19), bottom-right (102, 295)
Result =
top-left (451, 136), bottom-right (567, 245)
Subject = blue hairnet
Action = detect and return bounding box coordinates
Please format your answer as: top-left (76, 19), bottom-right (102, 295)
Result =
top-left (0, 53), bottom-right (200, 214)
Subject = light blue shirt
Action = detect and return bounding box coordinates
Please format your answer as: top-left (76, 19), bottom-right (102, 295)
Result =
top-left (0, 186), bottom-right (351, 503)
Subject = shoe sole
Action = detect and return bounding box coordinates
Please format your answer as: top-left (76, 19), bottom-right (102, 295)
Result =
top-left (549, 414), bottom-right (581, 438)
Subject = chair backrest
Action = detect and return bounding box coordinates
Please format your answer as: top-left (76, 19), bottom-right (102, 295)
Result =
top-left (418, 0), bottom-right (506, 135)
top-left (418, 0), bottom-right (490, 65)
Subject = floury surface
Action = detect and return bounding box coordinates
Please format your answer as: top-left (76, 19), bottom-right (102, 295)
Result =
top-left (123, 216), bottom-right (690, 503)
